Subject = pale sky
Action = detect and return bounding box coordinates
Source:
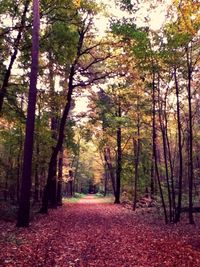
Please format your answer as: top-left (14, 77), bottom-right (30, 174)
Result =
top-left (75, 0), bottom-right (173, 116)
top-left (94, 0), bottom-right (173, 35)
top-left (1, 0), bottom-right (173, 117)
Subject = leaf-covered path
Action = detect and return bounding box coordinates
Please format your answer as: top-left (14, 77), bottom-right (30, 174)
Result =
top-left (1, 195), bottom-right (200, 266)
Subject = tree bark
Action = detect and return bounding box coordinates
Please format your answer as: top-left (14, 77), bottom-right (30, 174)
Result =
top-left (115, 101), bottom-right (122, 204)
top-left (17, 0), bottom-right (40, 227)
top-left (174, 68), bottom-right (183, 223)
top-left (157, 80), bottom-right (172, 221)
top-left (48, 52), bottom-right (58, 208)
top-left (40, 26), bottom-right (86, 213)
top-left (186, 46), bottom-right (195, 224)
top-left (57, 148), bottom-right (63, 206)
top-left (133, 105), bottom-right (140, 211)
top-left (40, 65), bottom-right (75, 213)
top-left (104, 147), bottom-right (116, 197)
top-left (34, 140), bottom-right (40, 202)
top-left (152, 71), bottom-right (168, 224)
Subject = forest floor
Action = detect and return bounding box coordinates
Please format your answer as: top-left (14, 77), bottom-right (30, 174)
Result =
top-left (0, 195), bottom-right (200, 267)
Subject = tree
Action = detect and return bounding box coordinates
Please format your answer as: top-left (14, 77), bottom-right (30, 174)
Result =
top-left (40, 3), bottom-right (112, 213)
top-left (17, 0), bottom-right (40, 227)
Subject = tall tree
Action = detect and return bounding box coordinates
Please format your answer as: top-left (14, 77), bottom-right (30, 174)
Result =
top-left (17, 0), bottom-right (40, 227)
top-left (40, 8), bottom-right (111, 213)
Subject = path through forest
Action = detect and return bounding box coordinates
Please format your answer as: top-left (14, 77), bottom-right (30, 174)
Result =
top-left (1, 195), bottom-right (200, 266)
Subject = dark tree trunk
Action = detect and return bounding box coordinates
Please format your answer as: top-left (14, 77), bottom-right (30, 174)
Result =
top-left (152, 72), bottom-right (168, 224)
top-left (104, 165), bottom-right (108, 196)
top-left (133, 108), bottom-right (140, 211)
top-left (49, 51), bottom-right (58, 207)
top-left (150, 162), bottom-right (155, 197)
top-left (186, 47), bottom-right (195, 224)
top-left (104, 147), bottom-right (116, 197)
top-left (69, 181), bottom-right (73, 197)
top-left (57, 148), bottom-right (63, 206)
top-left (0, 0), bottom-right (30, 112)
top-left (133, 138), bottom-right (140, 210)
top-left (165, 114), bottom-right (176, 221)
top-left (40, 26), bottom-right (86, 213)
top-left (174, 68), bottom-right (183, 223)
top-left (34, 142), bottom-right (40, 202)
top-left (40, 66), bottom-right (75, 213)
top-left (115, 102), bottom-right (122, 204)
top-left (4, 174), bottom-right (8, 202)
top-left (17, 151), bottom-right (21, 203)
top-left (17, 0), bottom-right (40, 227)
top-left (157, 81), bottom-right (172, 221)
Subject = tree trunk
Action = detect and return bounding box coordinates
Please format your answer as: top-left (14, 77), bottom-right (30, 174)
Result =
top-left (165, 113), bottom-right (176, 221)
top-left (157, 81), bottom-right (172, 221)
top-left (57, 148), bottom-right (63, 206)
top-left (133, 108), bottom-right (140, 211)
top-left (40, 65), bottom-right (75, 213)
top-left (115, 101), bottom-right (122, 204)
top-left (49, 51), bottom-right (58, 207)
top-left (104, 165), bottom-right (108, 196)
top-left (34, 141), bottom-right (40, 202)
top-left (0, 0), bottom-right (30, 112)
top-left (174, 68), bottom-right (183, 223)
top-left (152, 71), bottom-right (168, 224)
top-left (186, 47), bottom-right (195, 224)
top-left (17, 0), bottom-right (40, 227)
top-left (104, 147), bottom-right (116, 197)
top-left (39, 26), bottom-right (86, 213)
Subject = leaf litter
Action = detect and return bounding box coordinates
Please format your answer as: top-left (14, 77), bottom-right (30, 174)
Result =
top-left (0, 196), bottom-right (200, 266)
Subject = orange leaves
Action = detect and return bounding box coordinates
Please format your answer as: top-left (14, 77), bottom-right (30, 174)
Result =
top-left (1, 199), bottom-right (200, 266)
top-left (175, 0), bottom-right (200, 35)
top-left (73, 0), bottom-right (81, 8)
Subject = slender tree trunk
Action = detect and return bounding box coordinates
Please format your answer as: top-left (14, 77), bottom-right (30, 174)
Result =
top-left (186, 47), bottom-right (195, 224)
top-left (34, 141), bottom-right (40, 202)
top-left (174, 68), bottom-right (183, 223)
top-left (150, 162), bottom-right (155, 197)
top-left (17, 151), bottom-right (21, 203)
top-left (165, 114), bottom-right (176, 221)
top-left (114, 101), bottom-right (122, 204)
top-left (157, 82), bottom-right (172, 221)
top-left (4, 173), bottom-right (8, 202)
top-left (152, 72), bottom-right (168, 224)
top-left (57, 148), bottom-right (63, 206)
top-left (40, 27), bottom-right (86, 213)
top-left (115, 126), bottom-right (122, 203)
top-left (72, 137), bottom-right (81, 194)
top-left (0, 0), bottom-right (30, 113)
top-left (133, 108), bottom-right (140, 210)
top-left (40, 66), bottom-right (75, 213)
top-left (69, 181), bottom-right (73, 197)
top-left (49, 52), bottom-right (58, 208)
top-left (104, 164), bottom-right (108, 196)
top-left (104, 147), bottom-right (116, 197)
top-left (133, 137), bottom-right (140, 210)
top-left (17, 0), bottom-right (40, 227)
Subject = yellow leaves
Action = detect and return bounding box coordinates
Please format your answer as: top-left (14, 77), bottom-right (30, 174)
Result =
top-left (73, 0), bottom-right (81, 8)
top-left (175, 0), bottom-right (200, 35)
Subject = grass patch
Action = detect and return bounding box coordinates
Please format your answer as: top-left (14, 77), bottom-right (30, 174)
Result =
top-left (63, 193), bottom-right (86, 203)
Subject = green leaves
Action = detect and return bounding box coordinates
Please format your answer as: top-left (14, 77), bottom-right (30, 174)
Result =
top-left (42, 22), bottom-right (78, 66)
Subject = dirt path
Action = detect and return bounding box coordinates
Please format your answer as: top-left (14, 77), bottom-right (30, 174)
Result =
top-left (0, 195), bottom-right (200, 266)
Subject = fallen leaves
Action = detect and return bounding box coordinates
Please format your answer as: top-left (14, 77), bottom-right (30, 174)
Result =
top-left (0, 196), bottom-right (200, 266)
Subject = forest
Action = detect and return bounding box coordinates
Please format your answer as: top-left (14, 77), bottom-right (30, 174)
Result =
top-left (0, 0), bottom-right (200, 265)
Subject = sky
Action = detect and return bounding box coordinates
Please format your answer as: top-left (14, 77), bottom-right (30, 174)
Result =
top-left (75, 0), bottom-right (173, 116)
top-left (94, 0), bottom-right (173, 35)
top-left (2, 0), bottom-right (173, 117)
